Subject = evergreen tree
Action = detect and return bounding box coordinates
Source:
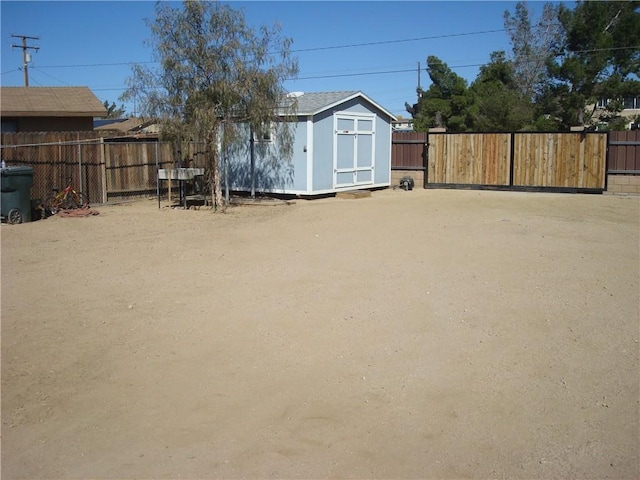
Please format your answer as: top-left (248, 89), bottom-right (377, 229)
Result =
top-left (406, 56), bottom-right (473, 132)
top-left (468, 51), bottom-right (535, 131)
top-left (102, 100), bottom-right (126, 119)
top-left (546, 0), bottom-right (640, 129)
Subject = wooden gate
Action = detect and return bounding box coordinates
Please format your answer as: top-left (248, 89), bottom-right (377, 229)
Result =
top-left (427, 133), bottom-right (511, 186)
top-left (512, 133), bottom-right (606, 189)
top-left (425, 132), bottom-right (607, 192)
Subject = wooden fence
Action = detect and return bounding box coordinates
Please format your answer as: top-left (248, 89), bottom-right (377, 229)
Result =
top-left (608, 130), bottom-right (640, 173)
top-left (0, 132), bottom-right (207, 204)
top-left (391, 131), bottom-right (427, 171)
top-left (1, 130), bottom-right (634, 202)
top-left (393, 131), bottom-right (611, 192)
top-left (103, 142), bottom-right (173, 200)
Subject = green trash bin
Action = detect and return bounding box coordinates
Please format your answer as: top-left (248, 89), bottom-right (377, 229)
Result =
top-left (1, 166), bottom-right (34, 224)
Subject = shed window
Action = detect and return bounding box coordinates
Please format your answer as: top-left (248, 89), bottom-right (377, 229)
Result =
top-left (358, 119), bottom-right (373, 132)
top-left (253, 123), bottom-right (275, 143)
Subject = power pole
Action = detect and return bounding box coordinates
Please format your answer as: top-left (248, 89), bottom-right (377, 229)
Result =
top-left (11, 34), bottom-right (40, 87)
top-left (417, 61), bottom-right (422, 101)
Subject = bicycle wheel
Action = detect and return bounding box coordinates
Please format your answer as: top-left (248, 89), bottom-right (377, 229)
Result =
top-left (59, 194), bottom-right (74, 210)
top-left (60, 192), bottom-right (84, 210)
top-left (70, 192), bottom-right (86, 209)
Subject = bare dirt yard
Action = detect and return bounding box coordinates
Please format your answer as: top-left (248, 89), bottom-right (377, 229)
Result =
top-left (1, 188), bottom-right (639, 479)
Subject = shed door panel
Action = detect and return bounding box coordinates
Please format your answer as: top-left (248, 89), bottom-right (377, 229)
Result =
top-left (336, 134), bottom-right (354, 170)
top-left (334, 114), bottom-right (375, 188)
top-left (357, 133), bottom-right (373, 168)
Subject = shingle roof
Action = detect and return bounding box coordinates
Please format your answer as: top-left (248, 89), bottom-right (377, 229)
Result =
top-left (292, 91), bottom-right (358, 114)
top-left (94, 117), bottom-right (159, 133)
top-left (287, 91), bottom-right (396, 120)
top-left (0, 87), bottom-right (107, 117)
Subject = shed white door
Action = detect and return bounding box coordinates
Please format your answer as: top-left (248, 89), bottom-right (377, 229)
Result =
top-left (334, 113), bottom-right (375, 188)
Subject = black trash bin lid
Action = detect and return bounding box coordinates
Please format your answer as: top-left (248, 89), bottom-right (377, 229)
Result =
top-left (1, 166), bottom-right (34, 176)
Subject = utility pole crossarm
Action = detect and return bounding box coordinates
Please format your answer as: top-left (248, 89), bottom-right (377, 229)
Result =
top-left (11, 34), bottom-right (40, 87)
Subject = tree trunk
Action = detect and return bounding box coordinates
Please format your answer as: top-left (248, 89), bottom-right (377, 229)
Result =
top-left (206, 133), bottom-right (226, 213)
top-left (213, 153), bottom-right (225, 213)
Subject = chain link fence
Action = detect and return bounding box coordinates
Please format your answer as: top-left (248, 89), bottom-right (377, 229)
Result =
top-left (1, 133), bottom-right (209, 205)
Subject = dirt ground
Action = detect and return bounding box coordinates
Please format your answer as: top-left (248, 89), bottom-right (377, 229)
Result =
top-left (1, 188), bottom-right (639, 480)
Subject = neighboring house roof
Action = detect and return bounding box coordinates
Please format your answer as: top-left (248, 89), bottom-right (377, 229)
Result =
top-left (287, 91), bottom-right (397, 120)
top-left (0, 86), bottom-right (107, 117)
top-left (94, 117), bottom-right (159, 133)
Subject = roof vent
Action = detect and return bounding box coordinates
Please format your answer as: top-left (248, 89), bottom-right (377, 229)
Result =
top-left (287, 91), bottom-right (304, 98)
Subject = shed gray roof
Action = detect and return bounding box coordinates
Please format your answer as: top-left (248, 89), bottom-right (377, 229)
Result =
top-left (288, 91), bottom-right (396, 120)
top-left (1, 86), bottom-right (107, 117)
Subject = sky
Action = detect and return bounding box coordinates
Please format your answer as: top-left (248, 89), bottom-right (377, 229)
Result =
top-left (1, 1), bottom-right (568, 118)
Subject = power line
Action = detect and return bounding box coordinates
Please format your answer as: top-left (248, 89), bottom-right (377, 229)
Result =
top-left (88, 61), bottom-right (482, 91)
top-left (38, 46), bottom-right (637, 93)
top-left (30, 29), bottom-right (506, 71)
top-left (30, 67), bottom-right (71, 86)
top-left (295, 63), bottom-right (484, 81)
top-left (289, 29), bottom-right (506, 53)
top-left (35, 60), bottom-right (158, 69)
top-left (25, 45), bottom-right (639, 81)
top-left (566, 45), bottom-right (640, 55)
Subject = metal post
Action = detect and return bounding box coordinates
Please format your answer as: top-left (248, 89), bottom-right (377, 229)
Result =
top-left (156, 142), bottom-right (160, 209)
top-left (224, 146), bottom-right (230, 204)
top-left (250, 126), bottom-right (256, 199)
top-left (58, 140), bottom-right (62, 189)
top-left (78, 143), bottom-right (82, 193)
top-left (84, 144), bottom-right (90, 202)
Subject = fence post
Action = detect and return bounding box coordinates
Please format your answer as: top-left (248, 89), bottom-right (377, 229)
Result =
top-left (84, 144), bottom-right (90, 202)
top-left (100, 138), bottom-right (107, 204)
top-left (604, 131), bottom-right (610, 192)
top-left (423, 131), bottom-right (429, 188)
top-left (156, 142), bottom-right (160, 209)
top-left (78, 142), bottom-right (83, 194)
top-left (58, 140), bottom-right (62, 188)
top-left (509, 133), bottom-right (515, 187)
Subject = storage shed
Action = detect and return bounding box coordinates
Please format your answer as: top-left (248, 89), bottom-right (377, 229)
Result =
top-left (227, 91), bottom-right (397, 195)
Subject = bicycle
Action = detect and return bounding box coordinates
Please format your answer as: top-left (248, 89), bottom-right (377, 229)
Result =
top-left (43, 177), bottom-right (87, 216)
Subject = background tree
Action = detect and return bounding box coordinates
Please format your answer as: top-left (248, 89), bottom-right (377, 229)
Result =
top-left (121, 1), bottom-right (298, 211)
top-left (102, 100), bottom-right (126, 119)
top-left (503, 2), bottom-right (563, 101)
top-left (468, 51), bottom-right (535, 131)
top-left (545, 0), bottom-right (640, 129)
top-left (406, 56), bottom-right (473, 132)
